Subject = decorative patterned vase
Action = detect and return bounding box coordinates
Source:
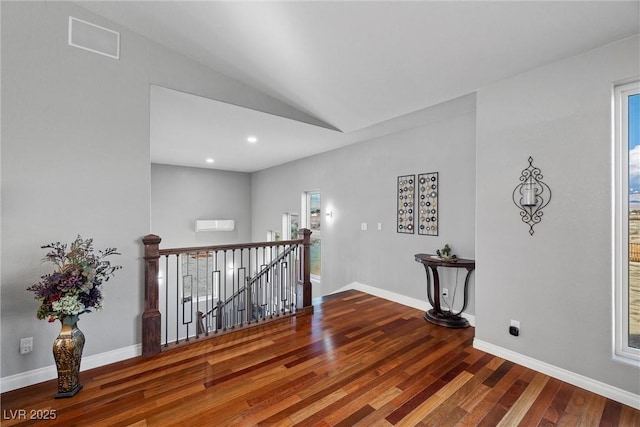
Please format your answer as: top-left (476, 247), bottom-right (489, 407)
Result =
top-left (52, 315), bottom-right (85, 398)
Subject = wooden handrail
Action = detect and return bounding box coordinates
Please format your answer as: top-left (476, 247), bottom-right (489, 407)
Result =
top-left (158, 238), bottom-right (304, 256)
top-left (142, 229), bottom-right (313, 357)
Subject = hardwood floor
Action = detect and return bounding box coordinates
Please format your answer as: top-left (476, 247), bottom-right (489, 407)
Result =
top-left (2, 291), bottom-right (638, 426)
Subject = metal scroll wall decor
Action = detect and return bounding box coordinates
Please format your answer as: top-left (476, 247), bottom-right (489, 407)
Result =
top-left (397, 175), bottom-right (415, 233)
top-left (512, 156), bottom-right (551, 235)
top-left (418, 172), bottom-right (439, 236)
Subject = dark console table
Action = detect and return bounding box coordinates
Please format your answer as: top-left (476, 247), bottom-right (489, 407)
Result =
top-left (414, 253), bottom-right (475, 328)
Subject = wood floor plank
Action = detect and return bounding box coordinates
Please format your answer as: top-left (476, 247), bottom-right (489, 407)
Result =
top-left (579, 393), bottom-right (607, 426)
top-left (454, 363), bottom-right (528, 425)
top-left (619, 404), bottom-right (640, 426)
top-left (333, 404), bottom-right (376, 427)
top-left (1, 291), bottom-right (637, 426)
top-left (557, 388), bottom-right (591, 427)
top-left (401, 371), bottom-right (474, 426)
top-left (598, 398), bottom-right (623, 427)
top-left (420, 365), bottom-right (496, 426)
top-left (517, 376), bottom-right (563, 426)
top-left (497, 372), bottom-right (549, 426)
top-left (542, 381), bottom-right (576, 425)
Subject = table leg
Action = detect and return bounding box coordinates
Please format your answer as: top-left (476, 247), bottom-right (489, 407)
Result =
top-left (423, 264), bottom-right (435, 307)
top-left (423, 265), bottom-right (470, 328)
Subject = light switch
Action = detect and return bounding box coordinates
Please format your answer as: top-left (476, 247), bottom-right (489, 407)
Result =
top-left (377, 222), bottom-right (383, 230)
top-left (361, 222), bottom-right (368, 231)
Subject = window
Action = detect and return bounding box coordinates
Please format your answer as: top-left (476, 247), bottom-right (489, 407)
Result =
top-left (614, 80), bottom-right (640, 362)
top-left (180, 253), bottom-right (219, 303)
top-left (281, 212), bottom-right (299, 240)
top-left (303, 191), bottom-right (321, 279)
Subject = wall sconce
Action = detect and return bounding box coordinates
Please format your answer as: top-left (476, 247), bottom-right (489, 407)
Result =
top-left (325, 210), bottom-right (333, 218)
top-left (512, 156), bottom-right (551, 235)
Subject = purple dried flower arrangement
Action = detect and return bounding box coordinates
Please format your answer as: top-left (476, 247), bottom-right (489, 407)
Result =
top-left (27, 236), bottom-right (122, 322)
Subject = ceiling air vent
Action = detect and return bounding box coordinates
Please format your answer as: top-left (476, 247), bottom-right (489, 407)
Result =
top-left (68, 16), bottom-right (120, 59)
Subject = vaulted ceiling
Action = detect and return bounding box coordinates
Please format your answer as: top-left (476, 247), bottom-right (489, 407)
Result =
top-left (78, 1), bottom-right (640, 172)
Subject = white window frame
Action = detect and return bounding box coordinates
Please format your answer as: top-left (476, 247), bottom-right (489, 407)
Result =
top-left (613, 80), bottom-right (640, 363)
top-left (302, 191), bottom-right (321, 282)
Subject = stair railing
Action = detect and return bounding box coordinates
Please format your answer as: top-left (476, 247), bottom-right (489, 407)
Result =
top-left (195, 243), bottom-right (300, 335)
top-left (142, 229), bottom-right (312, 356)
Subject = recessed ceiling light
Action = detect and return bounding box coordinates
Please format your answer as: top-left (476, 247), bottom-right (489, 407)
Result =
top-left (247, 136), bottom-right (258, 143)
top-left (206, 158), bottom-right (214, 164)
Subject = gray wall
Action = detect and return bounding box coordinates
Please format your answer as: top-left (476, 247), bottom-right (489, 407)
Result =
top-left (476, 35), bottom-right (640, 395)
top-left (151, 164), bottom-right (251, 248)
top-left (1, 1), bottom-right (318, 378)
top-left (252, 94), bottom-right (477, 307)
top-left (1, 1), bottom-right (149, 379)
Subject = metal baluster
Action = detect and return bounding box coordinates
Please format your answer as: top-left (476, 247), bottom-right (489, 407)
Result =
top-left (281, 250), bottom-right (287, 313)
top-left (259, 247), bottom-right (265, 320)
top-left (289, 247), bottom-right (294, 313)
top-left (184, 253), bottom-right (192, 342)
top-left (205, 251), bottom-right (210, 335)
top-left (213, 251), bottom-right (220, 333)
top-left (278, 246), bottom-right (282, 314)
top-left (212, 250), bottom-right (216, 331)
top-left (247, 248), bottom-right (253, 324)
top-left (263, 246), bottom-right (268, 319)
top-left (293, 246), bottom-right (298, 312)
top-left (273, 255), bottom-right (279, 317)
top-left (232, 249), bottom-right (236, 328)
top-left (268, 246), bottom-right (272, 318)
top-left (175, 254), bottom-right (179, 345)
top-left (262, 247), bottom-right (266, 319)
top-left (236, 249), bottom-right (243, 326)
top-left (289, 246), bottom-right (293, 314)
top-left (240, 248), bottom-right (247, 325)
top-left (195, 252), bottom-right (200, 338)
top-left (223, 250), bottom-right (227, 331)
top-left (272, 245), bottom-right (277, 316)
top-left (164, 255), bottom-right (169, 347)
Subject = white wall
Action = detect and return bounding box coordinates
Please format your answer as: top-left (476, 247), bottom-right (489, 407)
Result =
top-left (1, 1), bottom-right (321, 382)
top-left (252, 94), bottom-right (477, 309)
top-left (476, 35), bottom-right (640, 395)
top-left (151, 164), bottom-right (252, 248)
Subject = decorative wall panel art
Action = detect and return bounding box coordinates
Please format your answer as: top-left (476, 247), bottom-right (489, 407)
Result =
top-left (418, 172), bottom-right (439, 236)
top-left (397, 175), bottom-right (415, 234)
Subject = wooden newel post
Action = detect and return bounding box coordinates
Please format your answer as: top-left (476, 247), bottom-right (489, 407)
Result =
top-left (142, 234), bottom-right (162, 356)
top-left (297, 228), bottom-right (314, 314)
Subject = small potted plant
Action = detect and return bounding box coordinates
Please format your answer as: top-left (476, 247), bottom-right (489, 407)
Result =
top-left (436, 244), bottom-right (457, 261)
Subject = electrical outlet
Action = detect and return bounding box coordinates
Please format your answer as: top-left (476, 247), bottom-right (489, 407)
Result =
top-left (442, 288), bottom-right (448, 297)
top-left (20, 337), bottom-right (33, 355)
top-left (509, 320), bottom-right (520, 337)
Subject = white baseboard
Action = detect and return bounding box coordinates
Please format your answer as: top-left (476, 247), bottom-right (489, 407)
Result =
top-left (333, 281), bottom-right (476, 327)
top-left (0, 344), bottom-right (141, 393)
top-left (474, 339), bottom-right (640, 410)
